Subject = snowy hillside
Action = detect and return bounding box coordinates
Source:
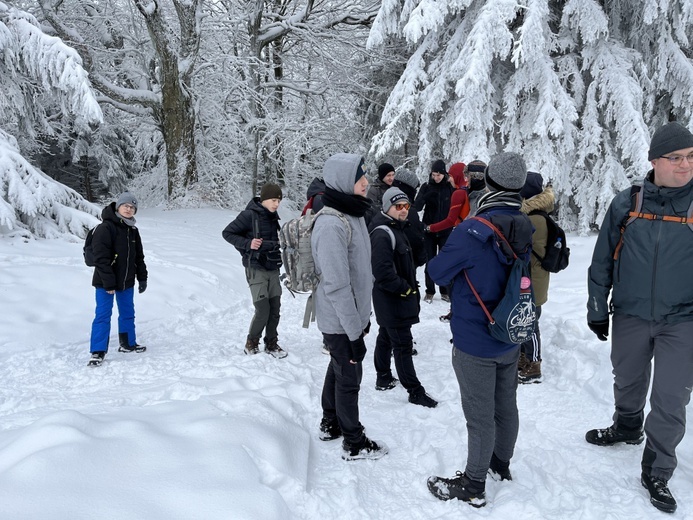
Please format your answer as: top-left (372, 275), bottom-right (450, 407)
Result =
top-left (0, 207), bottom-right (691, 519)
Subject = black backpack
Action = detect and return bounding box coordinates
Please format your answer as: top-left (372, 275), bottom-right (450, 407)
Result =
top-left (83, 222), bottom-right (115, 267)
top-left (528, 209), bottom-right (570, 273)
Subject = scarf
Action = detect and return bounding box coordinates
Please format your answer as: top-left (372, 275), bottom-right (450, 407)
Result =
top-left (322, 187), bottom-right (371, 218)
top-left (119, 215), bottom-right (137, 227)
top-left (476, 190), bottom-right (523, 214)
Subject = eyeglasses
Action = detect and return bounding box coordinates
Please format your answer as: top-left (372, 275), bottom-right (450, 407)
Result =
top-left (394, 203), bottom-right (411, 211)
top-left (660, 153), bottom-right (693, 165)
top-left (121, 204), bottom-right (136, 211)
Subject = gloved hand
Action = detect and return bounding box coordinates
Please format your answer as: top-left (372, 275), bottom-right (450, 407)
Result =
top-left (138, 280), bottom-right (147, 294)
top-left (588, 320), bottom-right (609, 341)
top-left (349, 336), bottom-right (367, 364)
top-left (400, 287), bottom-right (417, 298)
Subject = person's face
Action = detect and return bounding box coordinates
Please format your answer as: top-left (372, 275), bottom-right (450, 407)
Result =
top-left (117, 203), bottom-right (136, 218)
top-left (651, 147), bottom-right (693, 188)
top-left (354, 175), bottom-right (369, 196)
top-left (261, 198), bottom-right (281, 213)
top-left (431, 172), bottom-right (444, 183)
top-left (386, 201), bottom-right (410, 221)
top-left (382, 171), bottom-right (395, 186)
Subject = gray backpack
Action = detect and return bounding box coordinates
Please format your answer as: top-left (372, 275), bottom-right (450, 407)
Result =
top-left (279, 207), bottom-right (351, 327)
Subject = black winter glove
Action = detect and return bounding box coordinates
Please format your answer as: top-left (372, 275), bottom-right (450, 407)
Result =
top-left (588, 320), bottom-right (609, 341)
top-left (349, 336), bottom-right (367, 363)
top-left (363, 320), bottom-right (371, 336)
top-left (138, 280), bottom-right (147, 294)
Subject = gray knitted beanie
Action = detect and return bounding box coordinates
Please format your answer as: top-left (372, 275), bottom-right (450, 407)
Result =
top-left (382, 187), bottom-right (409, 213)
top-left (116, 192), bottom-right (138, 213)
top-left (648, 122), bottom-right (693, 161)
top-left (393, 168), bottom-right (420, 190)
top-left (485, 152), bottom-right (527, 193)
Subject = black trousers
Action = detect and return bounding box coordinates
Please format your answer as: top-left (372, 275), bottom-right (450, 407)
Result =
top-left (374, 326), bottom-right (423, 395)
top-left (321, 333), bottom-right (365, 446)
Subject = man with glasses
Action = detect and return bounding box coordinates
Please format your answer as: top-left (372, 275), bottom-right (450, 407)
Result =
top-left (586, 121), bottom-right (693, 514)
top-left (88, 192), bottom-right (148, 367)
top-left (369, 187), bottom-right (438, 408)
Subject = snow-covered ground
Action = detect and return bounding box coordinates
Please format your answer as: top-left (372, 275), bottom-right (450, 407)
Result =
top-left (1, 207), bottom-right (691, 519)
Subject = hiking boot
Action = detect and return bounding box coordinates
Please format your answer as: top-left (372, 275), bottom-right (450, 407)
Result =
top-left (488, 452), bottom-right (512, 481)
top-left (423, 293), bottom-right (434, 304)
top-left (87, 351), bottom-right (105, 367)
top-left (427, 471), bottom-right (486, 507)
top-left (641, 472), bottom-right (677, 513)
top-left (409, 391), bottom-right (438, 408)
top-left (517, 351), bottom-right (529, 372)
top-left (439, 311), bottom-right (452, 323)
top-left (441, 294), bottom-right (450, 303)
top-left (585, 425), bottom-right (644, 446)
top-left (244, 337), bottom-right (260, 355)
top-left (318, 418), bottom-right (342, 441)
top-left (341, 437), bottom-right (388, 461)
top-left (118, 332), bottom-right (146, 353)
top-left (375, 377), bottom-right (399, 391)
top-left (264, 337), bottom-right (288, 359)
top-left (518, 361), bottom-right (542, 384)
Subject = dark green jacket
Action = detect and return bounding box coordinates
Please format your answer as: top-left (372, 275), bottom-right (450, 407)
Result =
top-left (588, 171), bottom-right (693, 324)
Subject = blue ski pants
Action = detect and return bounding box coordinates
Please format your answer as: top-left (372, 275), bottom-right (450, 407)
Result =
top-left (90, 287), bottom-right (136, 353)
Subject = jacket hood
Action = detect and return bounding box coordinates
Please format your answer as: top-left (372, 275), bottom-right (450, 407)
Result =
top-left (306, 177), bottom-right (326, 199)
top-left (521, 186), bottom-right (555, 214)
top-left (322, 153), bottom-right (366, 194)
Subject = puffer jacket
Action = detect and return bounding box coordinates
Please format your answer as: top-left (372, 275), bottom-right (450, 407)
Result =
top-left (521, 186), bottom-right (555, 306)
top-left (428, 206), bottom-right (533, 357)
top-left (588, 171), bottom-right (693, 324)
top-left (91, 202), bottom-right (147, 291)
top-left (222, 198), bottom-right (282, 271)
top-left (311, 153), bottom-right (373, 341)
top-left (369, 211), bottom-right (420, 328)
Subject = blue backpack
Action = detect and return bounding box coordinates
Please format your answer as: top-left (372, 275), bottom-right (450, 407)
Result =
top-left (464, 217), bottom-right (536, 344)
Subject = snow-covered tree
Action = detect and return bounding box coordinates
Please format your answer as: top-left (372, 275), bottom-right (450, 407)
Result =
top-left (368, 0), bottom-right (693, 232)
top-left (0, 1), bottom-right (102, 238)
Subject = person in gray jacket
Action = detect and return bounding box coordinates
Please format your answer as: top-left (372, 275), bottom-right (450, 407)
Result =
top-left (586, 121), bottom-right (693, 514)
top-left (312, 152), bottom-right (388, 461)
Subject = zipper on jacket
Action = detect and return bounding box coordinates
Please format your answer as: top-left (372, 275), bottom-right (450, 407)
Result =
top-left (124, 226), bottom-right (131, 291)
top-left (651, 207), bottom-right (664, 319)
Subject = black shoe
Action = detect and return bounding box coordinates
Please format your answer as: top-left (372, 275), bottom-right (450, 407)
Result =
top-left (375, 377), bottom-right (399, 391)
top-left (87, 351), bottom-right (105, 367)
top-left (409, 391), bottom-right (438, 408)
top-left (427, 471), bottom-right (486, 507)
top-left (118, 344), bottom-right (146, 353)
top-left (439, 311), bottom-right (452, 323)
top-left (318, 418), bottom-right (342, 441)
top-left (488, 452), bottom-right (512, 481)
top-left (441, 294), bottom-right (450, 303)
top-left (341, 437), bottom-right (388, 461)
top-left (641, 473), bottom-right (677, 513)
top-left (585, 425), bottom-right (644, 446)
top-left (264, 337), bottom-right (288, 359)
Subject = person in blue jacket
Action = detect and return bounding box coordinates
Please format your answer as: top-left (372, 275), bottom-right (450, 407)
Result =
top-left (426, 153), bottom-right (533, 508)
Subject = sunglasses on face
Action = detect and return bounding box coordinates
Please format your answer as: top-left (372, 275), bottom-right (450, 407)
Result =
top-left (394, 203), bottom-right (411, 211)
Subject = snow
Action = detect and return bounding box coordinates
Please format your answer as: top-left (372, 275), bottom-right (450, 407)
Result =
top-left (1, 206), bottom-right (692, 519)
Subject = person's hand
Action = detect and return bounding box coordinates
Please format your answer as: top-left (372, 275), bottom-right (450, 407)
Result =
top-left (138, 281), bottom-right (147, 294)
top-left (588, 320), bottom-right (609, 341)
top-left (349, 336), bottom-right (367, 364)
top-left (424, 225), bottom-right (431, 233)
top-left (250, 238), bottom-right (263, 250)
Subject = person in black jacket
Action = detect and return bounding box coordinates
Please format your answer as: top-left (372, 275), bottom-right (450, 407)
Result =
top-left (369, 187), bottom-right (438, 408)
top-left (222, 183), bottom-right (287, 358)
top-left (414, 159), bottom-right (454, 303)
top-left (392, 168), bottom-right (427, 268)
top-left (88, 192), bottom-right (148, 367)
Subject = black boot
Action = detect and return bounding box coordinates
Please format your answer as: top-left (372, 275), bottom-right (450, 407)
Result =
top-left (489, 452), bottom-right (512, 481)
top-left (118, 332), bottom-right (146, 353)
top-left (427, 471), bottom-right (486, 507)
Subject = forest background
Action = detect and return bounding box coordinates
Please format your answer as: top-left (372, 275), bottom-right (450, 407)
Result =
top-left (1, 0), bottom-right (693, 238)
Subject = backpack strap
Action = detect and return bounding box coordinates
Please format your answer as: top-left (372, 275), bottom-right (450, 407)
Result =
top-left (370, 225), bottom-right (396, 250)
top-left (462, 216), bottom-right (519, 325)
